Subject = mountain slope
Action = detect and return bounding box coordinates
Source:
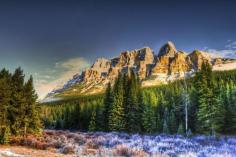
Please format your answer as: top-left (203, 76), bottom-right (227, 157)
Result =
top-left (44, 41), bottom-right (236, 100)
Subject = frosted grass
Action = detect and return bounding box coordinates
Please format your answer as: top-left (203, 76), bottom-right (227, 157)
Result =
top-left (44, 130), bottom-right (236, 157)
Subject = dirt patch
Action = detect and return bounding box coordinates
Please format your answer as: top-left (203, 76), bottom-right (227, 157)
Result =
top-left (0, 146), bottom-right (73, 157)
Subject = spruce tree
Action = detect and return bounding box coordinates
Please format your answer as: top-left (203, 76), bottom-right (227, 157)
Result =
top-left (72, 103), bottom-right (81, 129)
top-left (10, 67), bottom-right (25, 135)
top-left (109, 74), bottom-right (125, 131)
top-left (168, 111), bottom-right (177, 134)
top-left (0, 69), bottom-right (11, 143)
top-left (177, 123), bottom-right (184, 135)
top-left (125, 71), bottom-right (141, 133)
top-left (163, 108), bottom-right (169, 134)
top-left (196, 62), bottom-right (223, 134)
top-left (0, 126), bottom-right (11, 144)
top-left (88, 110), bottom-right (96, 132)
top-left (23, 76), bottom-right (42, 135)
top-left (223, 83), bottom-right (236, 133)
top-left (142, 103), bottom-right (156, 133)
top-left (103, 83), bottom-right (113, 131)
top-left (95, 105), bottom-right (104, 131)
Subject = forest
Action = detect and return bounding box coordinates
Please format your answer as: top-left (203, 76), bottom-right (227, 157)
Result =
top-left (0, 67), bottom-right (42, 144)
top-left (41, 62), bottom-right (236, 135)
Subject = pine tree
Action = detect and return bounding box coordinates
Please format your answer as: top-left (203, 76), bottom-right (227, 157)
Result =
top-left (9, 67), bottom-right (25, 135)
top-left (142, 103), bottom-right (156, 133)
top-left (125, 71), bottom-right (141, 133)
top-left (163, 108), bottom-right (169, 134)
top-left (196, 62), bottom-right (223, 134)
top-left (23, 76), bottom-right (42, 136)
top-left (177, 123), bottom-right (184, 135)
top-left (0, 126), bottom-right (11, 144)
top-left (0, 69), bottom-right (11, 142)
top-left (168, 111), bottom-right (177, 134)
top-left (88, 110), bottom-right (96, 132)
top-left (95, 105), bottom-right (104, 131)
top-left (223, 82), bottom-right (236, 133)
top-left (109, 74), bottom-right (125, 131)
top-left (72, 103), bottom-right (81, 129)
top-left (103, 83), bottom-right (113, 131)
top-left (63, 106), bottom-right (71, 129)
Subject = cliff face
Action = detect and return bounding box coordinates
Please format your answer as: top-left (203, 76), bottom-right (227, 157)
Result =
top-left (45, 41), bottom-right (236, 99)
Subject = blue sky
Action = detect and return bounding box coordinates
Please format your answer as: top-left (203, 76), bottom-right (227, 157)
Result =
top-left (0, 0), bottom-right (236, 99)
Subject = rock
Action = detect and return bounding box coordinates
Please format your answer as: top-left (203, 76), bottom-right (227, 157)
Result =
top-left (158, 41), bottom-right (177, 57)
top-left (45, 42), bottom-right (235, 100)
top-left (188, 50), bottom-right (211, 70)
top-left (91, 58), bottom-right (111, 73)
top-left (152, 56), bottom-right (170, 74)
top-left (82, 69), bottom-right (101, 82)
top-left (169, 51), bottom-right (191, 74)
top-left (213, 58), bottom-right (222, 65)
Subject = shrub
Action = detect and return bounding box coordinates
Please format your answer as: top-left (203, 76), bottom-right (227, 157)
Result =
top-left (86, 140), bottom-right (100, 149)
top-left (0, 127), bottom-right (11, 144)
top-left (114, 145), bottom-right (149, 157)
top-left (61, 145), bottom-right (75, 154)
top-left (74, 134), bottom-right (86, 145)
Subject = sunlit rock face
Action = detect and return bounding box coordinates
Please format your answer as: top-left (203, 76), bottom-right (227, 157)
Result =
top-left (45, 41), bottom-right (236, 99)
top-left (158, 41), bottom-right (177, 58)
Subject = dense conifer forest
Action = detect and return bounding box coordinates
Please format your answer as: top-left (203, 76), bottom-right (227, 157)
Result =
top-left (42, 62), bottom-right (236, 135)
top-left (0, 68), bottom-right (42, 144)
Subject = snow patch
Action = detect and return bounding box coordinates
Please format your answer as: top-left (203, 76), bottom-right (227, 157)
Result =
top-left (0, 149), bottom-right (24, 157)
top-left (213, 61), bottom-right (236, 71)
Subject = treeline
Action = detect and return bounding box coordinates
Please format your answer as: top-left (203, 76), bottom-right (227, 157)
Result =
top-left (41, 95), bottom-right (104, 131)
top-left (0, 68), bottom-right (42, 144)
top-left (42, 63), bottom-right (236, 135)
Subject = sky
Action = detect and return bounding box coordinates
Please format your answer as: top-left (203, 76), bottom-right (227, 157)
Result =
top-left (0, 0), bottom-right (236, 99)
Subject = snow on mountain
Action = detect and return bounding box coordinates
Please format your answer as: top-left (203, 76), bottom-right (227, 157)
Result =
top-left (44, 42), bottom-right (236, 101)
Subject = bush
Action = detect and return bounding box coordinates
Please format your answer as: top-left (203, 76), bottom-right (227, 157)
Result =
top-left (113, 145), bottom-right (148, 157)
top-left (61, 145), bottom-right (75, 154)
top-left (74, 134), bottom-right (86, 145)
top-left (86, 140), bottom-right (100, 149)
top-left (0, 127), bottom-right (11, 144)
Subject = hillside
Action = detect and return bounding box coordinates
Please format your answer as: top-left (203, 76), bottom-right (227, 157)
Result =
top-left (44, 41), bottom-right (236, 101)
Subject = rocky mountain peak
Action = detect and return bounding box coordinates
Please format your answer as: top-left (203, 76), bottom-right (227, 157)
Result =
top-left (91, 58), bottom-right (111, 73)
top-left (188, 50), bottom-right (211, 70)
top-left (158, 41), bottom-right (177, 57)
top-left (45, 42), bottom-right (236, 100)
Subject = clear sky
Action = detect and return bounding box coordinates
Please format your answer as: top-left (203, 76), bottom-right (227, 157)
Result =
top-left (0, 0), bottom-right (236, 99)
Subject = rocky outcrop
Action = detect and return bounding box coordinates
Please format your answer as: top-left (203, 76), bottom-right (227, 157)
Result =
top-left (45, 41), bottom-right (236, 99)
top-left (188, 50), bottom-right (211, 70)
top-left (91, 58), bottom-right (111, 73)
top-left (158, 41), bottom-right (177, 58)
top-left (170, 52), bottom-right (191, 74)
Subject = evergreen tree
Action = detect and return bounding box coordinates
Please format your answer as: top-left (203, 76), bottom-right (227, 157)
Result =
top-left (95, 105), bottom-right (104, 131)
top-left (168, 111), bottom-right (177, 134)
top-left (0, 126), bottom-right (11, 144)
top-left (177, 123), bottom-right (184, 135)
top-left (103, 83), bottom-right (113, 131)
top-left (223, 83), bottom-right (236, 133)
top-left (142, 103), bottom-right (156, 133)
top-left (88, 110), bottom-right (96, 132)
top-left (63, 106), bottom-right (71, 129)
top-left (163, 108), bottom-right (169, 134)
top-left (196, 62), bottom-right (223, 134)
top-left (72, 103), bottom-right (81, 129)
top-left (109, 74), bottom-right (125, 131)
top-left (10, 67), bottom-right (25, 135)
top-left (125, 71), bottom-right (141, 133)
top-left (23, 76), bottom-right (42, 135)
top-left (0, 69), bottom-right (11, 142)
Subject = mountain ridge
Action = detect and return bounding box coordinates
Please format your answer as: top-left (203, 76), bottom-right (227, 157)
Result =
top-left (44, 41), bottom-right (236, 101)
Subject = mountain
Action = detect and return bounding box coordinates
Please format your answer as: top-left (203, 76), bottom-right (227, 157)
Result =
top-left (44, 41), bottom-right (236, 100)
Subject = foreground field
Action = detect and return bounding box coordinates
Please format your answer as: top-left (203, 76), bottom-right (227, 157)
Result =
top-left (2, 130), bottom-right (236, 157)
